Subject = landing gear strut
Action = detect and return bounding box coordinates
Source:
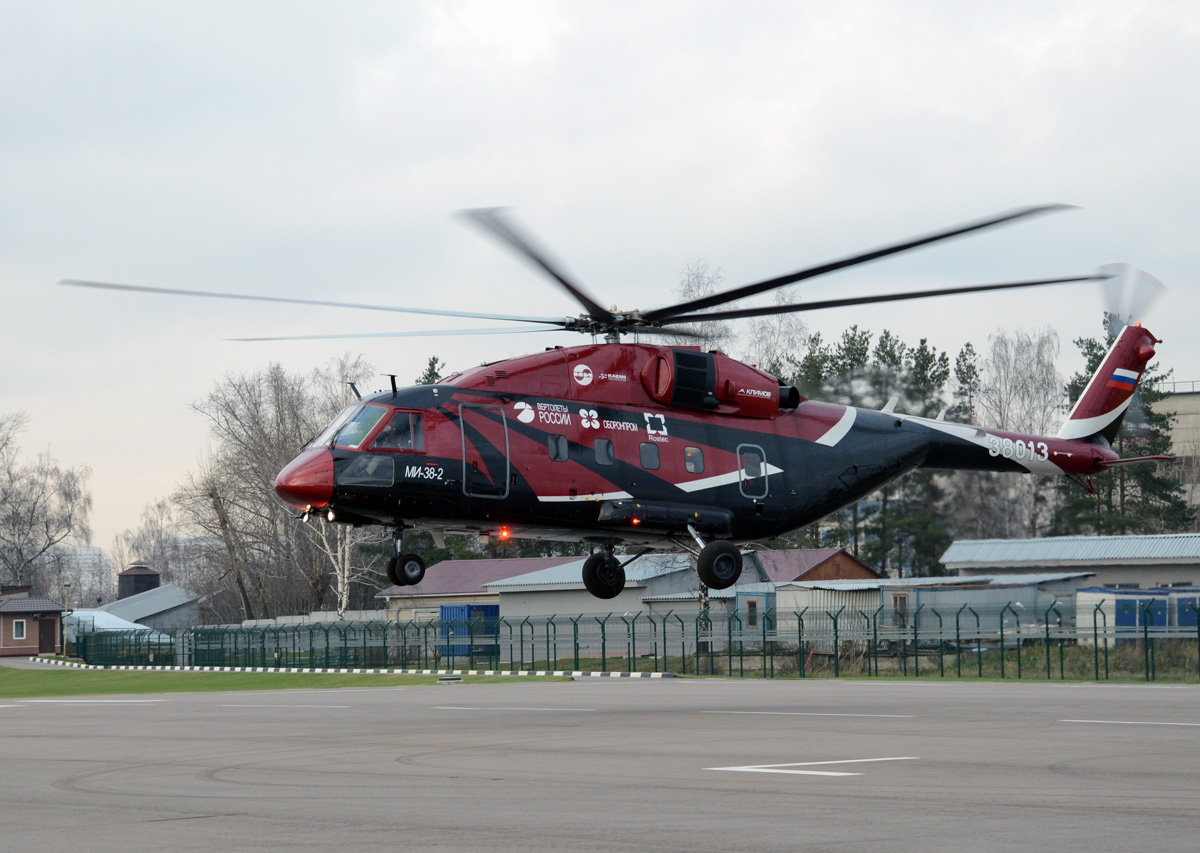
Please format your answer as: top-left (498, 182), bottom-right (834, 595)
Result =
top-left (687, 526), bottom-right (743, 589)
top-left (385, 530), bottom-right (426, 587)
top-left (582, 548), bottom-right (626, 599)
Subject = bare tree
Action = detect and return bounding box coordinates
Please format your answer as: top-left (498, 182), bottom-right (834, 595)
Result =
top-left (665, 259), bottom-right (734, 352)
top-left (962, 327), bottom-right (1065, 538)
top-left (0, 412), bottom-right (93, 591)
top-left (741, 287), bottom-right (808, 379)
top-left (171, 357), bottom-right (386, 621)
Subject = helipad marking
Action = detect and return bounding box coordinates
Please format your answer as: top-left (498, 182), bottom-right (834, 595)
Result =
top-left (1060, 719), bottom-right (1200, 728)
top-left (702, 711), bottom-right (913, 718)
top-left (708, 757), bottom-right (918, 777)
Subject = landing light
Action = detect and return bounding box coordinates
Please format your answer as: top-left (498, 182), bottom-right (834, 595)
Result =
top-left (327, 509), bottom-right (336, 522)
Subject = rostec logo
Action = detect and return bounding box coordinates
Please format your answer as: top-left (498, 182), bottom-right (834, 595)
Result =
top-left (644, 413), bottom-right (668, 436)
top-left (514, 401), bottom-right (535, 423)
top-left (573, 364), bottom-right (594, 386)
top-left (579, 408), bottom-right (600, 429)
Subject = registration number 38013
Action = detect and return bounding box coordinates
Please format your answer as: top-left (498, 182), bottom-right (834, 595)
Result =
top-left (987, 435), bottom-right (1049, 462)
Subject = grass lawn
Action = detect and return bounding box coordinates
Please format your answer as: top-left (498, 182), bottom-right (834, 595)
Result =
top-left (0, 667), bottom-right (556, 698)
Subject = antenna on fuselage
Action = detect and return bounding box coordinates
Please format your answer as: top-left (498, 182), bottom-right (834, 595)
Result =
top-left (347, 382), bottom-right (361, 400)
top-left (386, 374), bottom-right (398, 397)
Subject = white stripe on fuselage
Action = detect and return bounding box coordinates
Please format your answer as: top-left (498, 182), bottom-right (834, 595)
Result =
top-left (815, 406), bottom-right (856, 447)
top-left (676, 463), bottom-right (785, 493)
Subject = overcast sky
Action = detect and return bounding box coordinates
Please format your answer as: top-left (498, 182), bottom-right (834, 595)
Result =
top-left (2, 1), bottom-right (1198, 556)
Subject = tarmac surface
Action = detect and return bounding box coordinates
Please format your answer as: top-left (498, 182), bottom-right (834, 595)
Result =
top-left (1, 675), bottom-right (1198, 852)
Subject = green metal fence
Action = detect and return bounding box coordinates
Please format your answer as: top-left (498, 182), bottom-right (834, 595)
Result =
top-left (74, 601), bottom-right (1200, 682)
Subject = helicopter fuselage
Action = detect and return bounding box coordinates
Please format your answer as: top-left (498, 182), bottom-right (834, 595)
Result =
top-left (275, 336), bottom-right (1139, 557)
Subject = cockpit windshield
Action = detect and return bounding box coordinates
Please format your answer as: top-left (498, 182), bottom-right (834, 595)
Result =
top-left (312, 405), bottom-right (389, 450)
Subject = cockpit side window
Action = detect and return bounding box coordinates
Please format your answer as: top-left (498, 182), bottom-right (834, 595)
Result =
top-left (330, 405), bottom-right (388, 449)
top-left (372, 412), bottom-right (425, 452)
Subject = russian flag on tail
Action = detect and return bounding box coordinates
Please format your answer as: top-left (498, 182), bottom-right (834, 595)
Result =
top-left (1106, 367), bottom-right (1140, 390)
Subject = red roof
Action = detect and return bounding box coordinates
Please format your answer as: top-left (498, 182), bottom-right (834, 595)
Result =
top-left (756, 549), bottom-right (879, 582)
top-left (379, 556), bottom-right (579, 598)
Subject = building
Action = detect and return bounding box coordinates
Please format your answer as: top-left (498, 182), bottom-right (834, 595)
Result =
top-left (0, 586), bottom-right (62, 656)
top-left (1151, 380), bottom-right (1200, 507)
top-left (484, 549), bottom-right (880, 621)
top-left (377, 557), bottom-right (581, 622)
top-left (97, 584), bottom-right (200, 632)
top-left (940, 534), bottom-right (1200, 588)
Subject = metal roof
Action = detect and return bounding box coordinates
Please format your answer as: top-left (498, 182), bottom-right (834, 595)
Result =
top-left (484, 553), bottom-right (694, 589)
top-left (783, 572), bottom-right (1093, 592)
top-left (941, 534), bottom-right (1200, 567)
top-left (378, 556), bottom-right (578, 597)
top-left (98, 584), bottom-right (197, 622)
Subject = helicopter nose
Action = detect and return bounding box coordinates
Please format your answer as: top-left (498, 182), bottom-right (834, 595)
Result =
top-left (275, 447), bottom-right (334, 510)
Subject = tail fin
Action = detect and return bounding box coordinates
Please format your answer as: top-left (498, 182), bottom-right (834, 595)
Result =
top-left (1058, 324), bottom-right (1158, 442)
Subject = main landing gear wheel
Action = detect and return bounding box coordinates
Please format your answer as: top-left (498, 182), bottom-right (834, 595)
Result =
top-left (696, 541), bottom-right (742, 589)
top-left (582, 552), bottom-right (625, 599)
top-left (386, 553), bottom-right (426, 586)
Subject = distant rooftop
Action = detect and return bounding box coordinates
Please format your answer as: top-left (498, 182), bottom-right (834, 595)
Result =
top-left (98, 584), bottom-right (196, 622)
top-left (942, 534), bottom-right (1200, 567)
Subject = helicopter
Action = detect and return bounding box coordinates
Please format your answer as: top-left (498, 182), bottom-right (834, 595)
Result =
top-left (61, 205), bottom-right (1167, 598)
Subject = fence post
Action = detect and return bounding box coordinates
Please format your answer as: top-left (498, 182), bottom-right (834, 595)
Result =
top-left (545, 615), bottom-right (557, 672)
top-left (795, 609), bottom-right (808, 678)
top-left (911, 603), bottom-right (925, 678)
top-left (1043, 601), bottom-right (1061, 680)
top-left (930, 609), bottom-right (944, 677)
top-left (828, 606), bottom-right (845, 678)
top-left (672, 613), bottom-right (686, 675)
top-left (1000, 603), bottom-right (1022, 679)
top-left (595, 614), bottom-right (610, 673)
top-left (763, 607), bottom-right (774, 678)
top-left (569, 616), bottom-right (582, 671)
top-left (1140, 600), bottom-right (1156, 682)
top-left (622, 612), bottom-right (641, 673)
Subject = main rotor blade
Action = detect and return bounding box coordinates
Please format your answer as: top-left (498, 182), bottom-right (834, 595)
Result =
top-left (658, 273), bottom-right (1109, 324)
top-left (58, 279), bottom-right (567, 326)
top-left (457, 208), bottom-right (615, 324)
top-left (228, 325), bottom-right (563, 342)
top-left (641, 204), bottom-right (1074, 323)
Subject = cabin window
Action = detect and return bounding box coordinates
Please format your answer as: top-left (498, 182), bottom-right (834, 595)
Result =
top-left (330, 405), bottom-right (389, 449)
top-left (639, 442), bottom-right (660, 470)
top-left (594, 438), bottom-right (614, 466)
top-left (684, 446), bottom-right (704, 474)
top-left (373, 412), bottom-right (424, 451)
top-left (549, 434), bottom-right (569, 462)
top-left (13, 619), bottom-right (26, 641)
top-left (336, 455), bottom-right (395, 487)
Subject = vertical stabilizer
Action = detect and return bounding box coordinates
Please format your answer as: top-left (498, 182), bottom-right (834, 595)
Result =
top-left (1058, 324), bottom-right (1158, 442)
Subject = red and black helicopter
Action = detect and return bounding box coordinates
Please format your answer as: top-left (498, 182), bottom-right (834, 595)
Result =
top-left (62, 205), bottom-right (1166, 598)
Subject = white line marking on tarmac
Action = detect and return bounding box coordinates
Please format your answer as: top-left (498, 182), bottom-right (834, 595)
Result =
top-left (1060, 719), bottom-right (1200, 727)
top-left (21, 699), bottom-right (167, 704)
top-left (702, 711), bottom-right (914, 718)
top-left (708, 757), bottom-right (919, 777)
top-left (434, 706), bottom-right (597, 712)
top-left (220, 704), bottom-right (351, 709)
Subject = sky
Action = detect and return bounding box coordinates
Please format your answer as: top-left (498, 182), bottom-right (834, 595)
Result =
top-left (2, 1), bottom-right (1198, 556)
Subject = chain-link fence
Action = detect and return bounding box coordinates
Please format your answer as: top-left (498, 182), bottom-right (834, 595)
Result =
top-left (74, 599), bottom-right (1200, 681)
